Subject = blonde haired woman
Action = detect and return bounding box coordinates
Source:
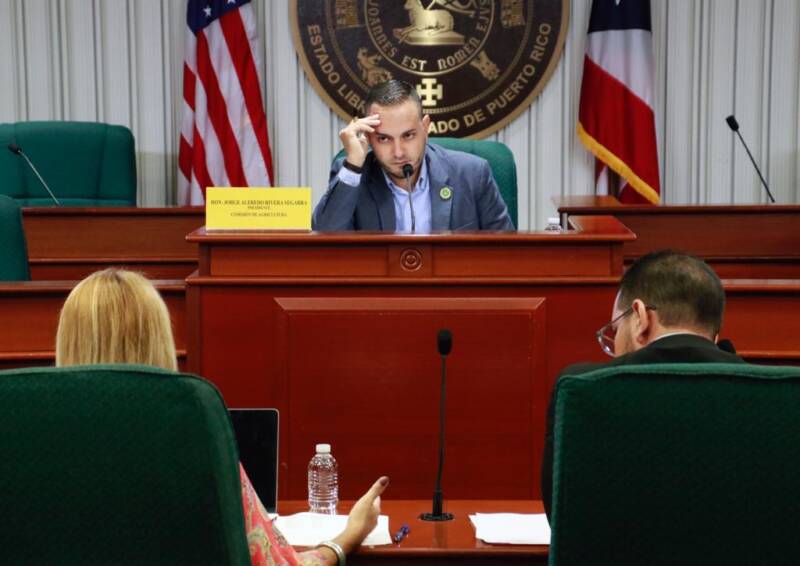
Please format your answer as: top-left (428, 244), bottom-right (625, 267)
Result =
top-left (56, 268), bottom-right (387, 566)
top-left (56, 268), bottom-right (177, 370)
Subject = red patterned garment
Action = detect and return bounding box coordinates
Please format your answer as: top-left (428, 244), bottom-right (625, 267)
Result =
top-left (239, 464), bottom-right (330, 566)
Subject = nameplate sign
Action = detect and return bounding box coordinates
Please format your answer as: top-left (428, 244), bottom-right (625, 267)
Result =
top-left (206, 188), bottom-right (312, 230)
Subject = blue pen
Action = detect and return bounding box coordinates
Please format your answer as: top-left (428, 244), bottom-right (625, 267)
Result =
top-left (393, 523), bottom-right (410, 544)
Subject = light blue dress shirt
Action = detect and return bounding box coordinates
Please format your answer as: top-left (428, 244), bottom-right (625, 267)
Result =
top-left (336, 159), bottom-right (433, 233)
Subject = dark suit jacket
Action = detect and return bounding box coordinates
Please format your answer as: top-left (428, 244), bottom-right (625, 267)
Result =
top-left (312, 143), bottom-right (514, 231)
top-left (541, 334), bottom-right (746, 519)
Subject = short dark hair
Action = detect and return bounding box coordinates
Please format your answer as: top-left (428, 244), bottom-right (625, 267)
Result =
top-left (617, 250), bottom-right (725, 335)
top-left (364, 80), bottom-right (422, 117)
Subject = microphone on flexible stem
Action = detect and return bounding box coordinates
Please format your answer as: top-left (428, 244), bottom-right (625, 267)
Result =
top-left (402, 163), bottom-right (416, 233)
top-left (421, 329), bottom-right (454, 522)
top-left (7, 143), bottom-right (61, 206)
top-left (725, 115), bottom-right (775, 203)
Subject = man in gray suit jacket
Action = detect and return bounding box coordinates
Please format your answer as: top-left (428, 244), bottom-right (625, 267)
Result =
top-left (312, 80), bottom-right (514, 232)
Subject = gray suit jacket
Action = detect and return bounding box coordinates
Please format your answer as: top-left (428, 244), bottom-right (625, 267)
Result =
top-left (312, 143), bottom-right (514, 231)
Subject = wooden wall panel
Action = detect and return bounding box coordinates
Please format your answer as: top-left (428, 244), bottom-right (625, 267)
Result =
top-left (274, 297), bottom-right (546, 499)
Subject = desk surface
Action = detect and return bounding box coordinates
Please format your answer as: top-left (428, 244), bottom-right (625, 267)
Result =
top-left (554, 195), bottom-right (800, 213)
top-left (279, 500), bottom-right (548, 564)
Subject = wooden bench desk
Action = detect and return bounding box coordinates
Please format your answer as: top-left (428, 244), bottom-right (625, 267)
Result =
top-left (279, 499), bottom-right (548, 565)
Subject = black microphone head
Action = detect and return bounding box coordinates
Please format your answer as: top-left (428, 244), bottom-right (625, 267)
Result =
top-left (437, 329), bottom-right (452, 357)
top-left (402, 164), bottom-right (414, 178)
top-left (7, 143), bottom-right (21, 155)
top-left (717, 338), bottom-right (737, 354)
top-left (725, 115), bottom-right (739, 132)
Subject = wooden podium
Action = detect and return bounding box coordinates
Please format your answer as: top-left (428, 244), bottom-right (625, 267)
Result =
top-left (186, 217), bottom-right (634, 500)
top-left (3, 205), bottom-right (797, 501)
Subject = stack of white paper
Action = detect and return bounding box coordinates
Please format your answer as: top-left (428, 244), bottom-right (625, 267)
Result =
top-left (274, 513), bottom-right (392, 547)
top-left (469, 513), bottom-right (551, 545)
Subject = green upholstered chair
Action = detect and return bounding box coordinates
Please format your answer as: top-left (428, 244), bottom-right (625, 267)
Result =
top-left (0, 121), bottom-right (137, 206)
top-left (549, 363), bottom-right (800, 566)
top-left (0, 194), bottom-right (30, 280)
top-left (0, 364), bottom-right (251, 565)
top-left (334, 137), bottom-right (518, 227)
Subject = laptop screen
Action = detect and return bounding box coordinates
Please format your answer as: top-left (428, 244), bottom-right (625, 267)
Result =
top-left (229, 408), bottom-right (279, 514)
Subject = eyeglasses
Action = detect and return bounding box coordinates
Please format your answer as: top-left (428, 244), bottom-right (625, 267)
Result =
top-left (596, 305), bottom-right (657, 357)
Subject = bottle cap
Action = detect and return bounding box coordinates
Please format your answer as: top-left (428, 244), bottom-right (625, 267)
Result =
top-left (315, 443), bottom-right (331, 454)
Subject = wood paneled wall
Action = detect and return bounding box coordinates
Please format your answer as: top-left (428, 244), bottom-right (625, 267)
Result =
top-left (1, 0), bottom-right (798, 228)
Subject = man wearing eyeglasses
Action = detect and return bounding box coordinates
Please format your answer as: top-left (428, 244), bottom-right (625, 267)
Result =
top-left (541, 250), bottom-right (745, 519)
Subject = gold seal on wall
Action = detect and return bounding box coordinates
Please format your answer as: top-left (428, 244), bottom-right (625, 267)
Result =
top-left (291, 0), bottom-right (569, 139)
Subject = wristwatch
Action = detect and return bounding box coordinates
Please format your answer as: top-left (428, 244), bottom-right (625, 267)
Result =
top-left (342, 160), bottom-right (363, 174)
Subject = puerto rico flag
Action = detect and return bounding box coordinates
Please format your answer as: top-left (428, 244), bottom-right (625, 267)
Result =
top-left (577, 0), bottom-right (660, 204)
top-left (178, 0), bottom-right (274, 205)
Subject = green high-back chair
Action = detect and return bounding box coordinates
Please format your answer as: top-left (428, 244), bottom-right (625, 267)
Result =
top-left (334, 137), bottom-right (518, 227)
top-left (549, 363), bottom-right (800, 566)
top-left (0, 364), bottom-right (251, 565)
top-left (0, 121), bottom-right (137, 206)
top-left (0, 194), bottom-right (30, 280)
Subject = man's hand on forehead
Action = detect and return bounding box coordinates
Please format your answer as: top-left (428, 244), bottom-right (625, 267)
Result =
top-left (339, 114), bottom-right (380, 167)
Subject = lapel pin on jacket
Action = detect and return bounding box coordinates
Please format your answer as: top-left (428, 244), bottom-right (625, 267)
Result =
top-left (439, 186), bottom-right (452, 200)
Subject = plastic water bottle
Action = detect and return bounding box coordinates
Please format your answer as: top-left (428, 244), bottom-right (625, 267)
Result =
top-left (308, 443), bottom-right (338, 514)
top-left (544, 217), bottom-right (563, 232)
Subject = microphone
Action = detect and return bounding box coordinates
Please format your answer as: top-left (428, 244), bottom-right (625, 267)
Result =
top-left (421, 329), bottom-right (454, 522)
top-left (725, 115), bottom-right (775, 203)
top-left (402, 163), bottom-right (416, 233)
top-left (717, 338), bottom-right (737, 354)
top-left (437, 329), bottom-right (452, 356)
top-left (7, 143), bottom-right (61, 206)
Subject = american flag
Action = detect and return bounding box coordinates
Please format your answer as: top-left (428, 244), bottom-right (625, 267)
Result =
top-left (577, 0), bottom-right (660, 204)
top-left (178, 0), bottom-right (274, 206)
